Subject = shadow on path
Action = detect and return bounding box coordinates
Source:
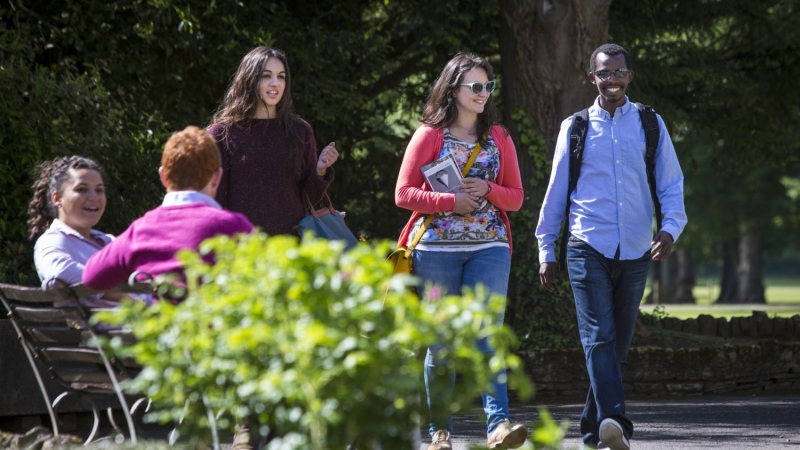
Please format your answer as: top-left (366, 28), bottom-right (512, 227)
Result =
top-left (427, 394), bottom-right (800, 449)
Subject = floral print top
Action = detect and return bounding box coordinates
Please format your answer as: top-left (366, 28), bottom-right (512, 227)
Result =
top-left (411, 130), bottom-right (509, 251)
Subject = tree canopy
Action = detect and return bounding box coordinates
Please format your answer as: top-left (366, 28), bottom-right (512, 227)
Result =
top-left (1, 0), bottom-right (798, 335)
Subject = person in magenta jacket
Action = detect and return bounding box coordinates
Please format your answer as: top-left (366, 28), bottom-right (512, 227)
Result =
top-left (82, 126), bottom-right (253, 293)
top-left (395, 52), bottom-right (526, 450)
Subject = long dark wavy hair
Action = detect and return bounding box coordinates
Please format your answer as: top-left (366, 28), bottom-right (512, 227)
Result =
top-left (27, 156), bottom-right (105, 239)
top-left (210, 46), bottom-right (309, 175)
top-left (421, 52), bottom-right (497, 145)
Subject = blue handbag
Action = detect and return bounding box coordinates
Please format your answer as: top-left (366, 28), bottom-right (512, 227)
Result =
top-left (297, 194), bottom-right (359, 251)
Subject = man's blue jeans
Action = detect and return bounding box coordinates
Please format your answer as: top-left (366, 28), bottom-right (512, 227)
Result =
top-left (413, 246), bottom-right (511, 436)
top-left (566, 236), bottom-right (650, 446)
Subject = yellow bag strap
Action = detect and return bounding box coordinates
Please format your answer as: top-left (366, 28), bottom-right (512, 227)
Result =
top-left (407, 137), bottom-right (485, 253)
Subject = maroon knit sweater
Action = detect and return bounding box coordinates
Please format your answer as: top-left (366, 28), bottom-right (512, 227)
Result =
top-left (209, 119), bottom-right (333, 236)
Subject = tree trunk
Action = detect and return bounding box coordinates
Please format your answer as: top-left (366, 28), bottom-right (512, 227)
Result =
top-left (716, 239), bottom-right (739, 304)
top-left (498, 0), bottom-right (614, 230)
top-left (644, 261), bottom-right (659, 304)
top-left (651, 257), bottom-right (678, 304)
top-left (648, 250), bottom-right (694, 304)
top-left (737, 219), bottom-right (766, 304)
top-left (499, 0), bottom-right (613, 159)
top-left (673, 248), bottom-right (696, 303)
top-left (498, 0), bottom-right (612, 319)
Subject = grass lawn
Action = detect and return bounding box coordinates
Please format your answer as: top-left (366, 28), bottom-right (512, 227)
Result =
top-left (688, 276), bottom-right (800, 304)
top-left (640, 276), bottom-right (800, 320)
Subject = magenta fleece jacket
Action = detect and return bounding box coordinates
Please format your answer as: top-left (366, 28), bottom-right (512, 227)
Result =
top-left (82, 203), bottom-right (253, 291)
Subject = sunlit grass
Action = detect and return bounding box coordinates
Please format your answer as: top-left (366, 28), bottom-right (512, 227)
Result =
top-left (688, 277), bottom-right (800, 304)
top-left (640, 277), bottom-right (800, 319)
top-left (640, 305), bottom-right (800, 320)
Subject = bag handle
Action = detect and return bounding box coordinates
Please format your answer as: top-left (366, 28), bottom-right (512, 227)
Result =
top-left (303, 193), bottom-right (337, 219)
top-left (407, 137), bottom-right (485, 252)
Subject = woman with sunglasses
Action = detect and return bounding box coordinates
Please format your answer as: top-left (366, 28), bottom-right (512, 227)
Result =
top-left (395, 52), bottom-right (526, 450)
top-left (208, 46), bottom-right (338, 236)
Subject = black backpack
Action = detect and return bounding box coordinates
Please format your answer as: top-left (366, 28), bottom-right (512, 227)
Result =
top-left (557, 102), bottom-right (661, 269)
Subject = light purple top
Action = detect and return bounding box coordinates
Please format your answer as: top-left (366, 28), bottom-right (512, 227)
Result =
top-left (33, 219), bottom-right (119, 308)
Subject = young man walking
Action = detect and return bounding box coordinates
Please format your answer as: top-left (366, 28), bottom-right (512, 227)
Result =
top-left (535, 43), bottom-right (688, 450)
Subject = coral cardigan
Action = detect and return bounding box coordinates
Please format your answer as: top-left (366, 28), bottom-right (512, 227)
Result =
top-left (395, 124), bottom-right (524, 253)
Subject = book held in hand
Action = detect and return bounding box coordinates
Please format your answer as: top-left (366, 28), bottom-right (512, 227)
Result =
top-left (420, 153), bottom-right (463, 193)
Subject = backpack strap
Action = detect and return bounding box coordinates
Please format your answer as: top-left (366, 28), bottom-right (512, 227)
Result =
top-left (558, 108), bottom-right (589, 270)
top-left (634, 102), bottom-right (662, 233)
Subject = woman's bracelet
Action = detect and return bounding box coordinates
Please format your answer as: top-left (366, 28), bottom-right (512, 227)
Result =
top-left (485, 182), bottom-right (492, 196)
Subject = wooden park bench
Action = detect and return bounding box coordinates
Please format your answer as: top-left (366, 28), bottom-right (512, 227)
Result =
top-left (0, 279), bottom-right (153, 445)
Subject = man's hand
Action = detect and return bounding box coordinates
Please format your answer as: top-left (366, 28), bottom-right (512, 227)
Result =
top-left (539, 262), bottom-right (558, 292)
top-left (650, 231), bottom-right (675, 261)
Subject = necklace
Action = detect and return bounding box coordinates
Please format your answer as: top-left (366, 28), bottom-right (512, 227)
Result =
top-left (451, 124), bottom-right (477, 135)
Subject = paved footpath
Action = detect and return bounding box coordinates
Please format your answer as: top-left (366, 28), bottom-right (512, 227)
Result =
top-left (420, 394), bottom-right (800, 449)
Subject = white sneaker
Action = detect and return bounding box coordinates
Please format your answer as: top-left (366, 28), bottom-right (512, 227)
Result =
top-left (599, 418), bottom-right (630, 450)
top-left (582, 444), bottom-right (610, 450)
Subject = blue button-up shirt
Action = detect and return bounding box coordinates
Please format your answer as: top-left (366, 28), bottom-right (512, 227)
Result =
top-left (535, 97), bottom-right (688, 262)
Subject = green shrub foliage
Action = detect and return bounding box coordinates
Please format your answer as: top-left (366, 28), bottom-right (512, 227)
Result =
top-left (0, 15), bottom-right (167, 284)
top-left (98, 234), bottom-right (532, 449)
top-left (0, 0), bottom-right (578, 349)
top-left (505, 109), bottom-right (578, 350)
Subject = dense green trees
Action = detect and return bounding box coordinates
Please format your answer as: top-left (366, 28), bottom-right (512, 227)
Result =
top-left (610, 0), bottom-right (800, 304)
top-left (0, 0), bottom-right (497, 278)
top-left (0, 6), bottom-right (167, 284)
top-left (1, 0), bottom-right (798, 342)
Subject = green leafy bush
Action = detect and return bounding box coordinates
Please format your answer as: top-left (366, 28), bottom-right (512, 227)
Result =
top-left (506, 108), bottom-right (579, 351)
top-left (529, 409), bottom-right (569, 450)
top-left (98, 234), bottom-right (532, 449)
top-left (0, 17), bottom-right (167, 285)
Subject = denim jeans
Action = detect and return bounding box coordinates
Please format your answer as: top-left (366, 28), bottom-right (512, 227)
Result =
top-left (566, 236), bottom-right (650, 446)
top-left (413, 246), bottom-right (511, 436)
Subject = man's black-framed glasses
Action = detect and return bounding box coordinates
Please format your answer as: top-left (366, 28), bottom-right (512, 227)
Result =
top-left (459, 80), bottom-right (496, 94)
top-left (593, 69), bottom-right (632, 80)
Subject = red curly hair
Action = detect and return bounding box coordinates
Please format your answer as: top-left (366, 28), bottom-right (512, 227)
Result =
top-left (161, 126), bottom-right (221, 191)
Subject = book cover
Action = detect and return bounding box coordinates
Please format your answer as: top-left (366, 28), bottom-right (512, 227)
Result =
top-left (420, 153), bottom-right (463, 193)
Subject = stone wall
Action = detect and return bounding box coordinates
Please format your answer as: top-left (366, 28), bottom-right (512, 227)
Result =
top-left (4, 315), bottom-right (800, 419)
top-left (648, 312), bottom-right (800, 341)
top-left (522, 341), bottom-right (800, 400)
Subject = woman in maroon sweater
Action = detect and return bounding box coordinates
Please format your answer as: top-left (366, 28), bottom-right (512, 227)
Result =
top-left (208, 46), bottom-right (338, 235)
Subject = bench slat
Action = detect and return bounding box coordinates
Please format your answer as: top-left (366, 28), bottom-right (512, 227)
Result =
top-left (40, 346), bottom-right (105, 364)
top-left (0, 284), bottom-right (68, 304)
top-left (50, 369), bottom-right (120, 385)
top-left (28, 327), bottom-right (89, 345)
top-left (0, 279), bottom-right (154, 443)
top-left (12, 306), bottom-right (85, 323)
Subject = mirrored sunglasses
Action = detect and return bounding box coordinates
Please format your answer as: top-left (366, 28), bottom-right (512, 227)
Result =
top-left (459, 80), bottom-right (496, 95)
top-left (593, 69), bottom-right (632, 80)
